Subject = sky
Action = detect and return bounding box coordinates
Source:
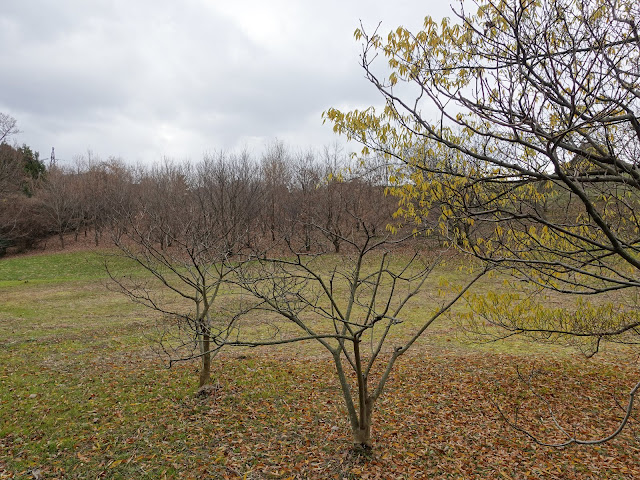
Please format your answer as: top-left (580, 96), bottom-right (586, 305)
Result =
top-left (0, 1), bottom-right (454, 165)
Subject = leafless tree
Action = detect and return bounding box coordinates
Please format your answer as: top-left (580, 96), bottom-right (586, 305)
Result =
top-left (260, 140), bottom-right (292, 243)
top-left (71, 155), bottom-right (134, 246)
top-left (290, 149), bottom-right (323, 252)
top-left (224, 166), bottom-right (487, 450)
top-left (0, 113), bottom-right (18, 145)
top-left (108, 153), bottom-right (262, 388)
top-left (38, 166), bottom-right (83, 249)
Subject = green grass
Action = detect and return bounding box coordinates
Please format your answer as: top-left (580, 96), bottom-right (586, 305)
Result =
top-left (0, 251), bottom-right (140, 286)
top-left (1, 249), bottom-right (638, 479)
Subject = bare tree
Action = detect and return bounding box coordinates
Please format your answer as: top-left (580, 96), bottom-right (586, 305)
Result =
top-left (71, 155), bottom-right (134, 246)
top-left (0, 189), bottom-right (46, 256)
top-left (0, 113), bottom-right (18, 145)
top-left (38, 166), bottom-right (83, 249)
top-left (326, 0), bottom-right (640, 445)
top-left (109, 153), bottom-right (262, 388)
top-left (135, 159), bottom-right (192, 250)
top-left (225, 168), bottom-right (486, 450)
top-left (260, 140), bottom-right (292, 243)
top-left (290, 149), bottom-right (322, 252)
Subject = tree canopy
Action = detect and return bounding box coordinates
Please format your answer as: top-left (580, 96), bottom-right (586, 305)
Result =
top-left (325, 0), bottom-right (640, 445)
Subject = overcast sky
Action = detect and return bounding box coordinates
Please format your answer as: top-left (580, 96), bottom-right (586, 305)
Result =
top-left (0, 1), bottom-right (453, 165)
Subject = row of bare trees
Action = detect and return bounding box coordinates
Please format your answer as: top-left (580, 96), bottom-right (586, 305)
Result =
top-left (0, 150), bottom-right (134, 254)
top-left (107, 146), bottom-right (474, 450)
top-left (0, 133), bottom-right (400, 257)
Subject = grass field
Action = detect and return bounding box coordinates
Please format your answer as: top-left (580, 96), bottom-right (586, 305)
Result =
top-left (1, 250), bottom-right (639, 479)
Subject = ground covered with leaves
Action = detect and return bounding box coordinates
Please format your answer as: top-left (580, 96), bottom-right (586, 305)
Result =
top-left (1, 251), bottom-right (639, 478)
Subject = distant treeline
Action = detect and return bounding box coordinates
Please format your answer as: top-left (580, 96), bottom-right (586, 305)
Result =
top-left (0, 141), bottom-right (407, 257)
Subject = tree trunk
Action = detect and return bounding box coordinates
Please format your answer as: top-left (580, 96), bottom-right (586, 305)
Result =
top-left (199, 331), bottom-right (211, 387)
top-left (352, 408), bottom-right (372, 449)
top-left (304, 226), bottom-right (311, 252)
top-left (352, 339), bottom-right (373, 449)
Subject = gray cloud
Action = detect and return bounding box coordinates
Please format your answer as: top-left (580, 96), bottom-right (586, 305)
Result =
top-left (0, 0), bottom-right (453, 164)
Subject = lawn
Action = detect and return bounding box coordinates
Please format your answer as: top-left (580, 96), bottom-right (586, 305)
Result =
top-left (1, 250), bottom-right (639, 479)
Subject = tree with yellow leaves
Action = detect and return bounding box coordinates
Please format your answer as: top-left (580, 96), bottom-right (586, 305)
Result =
top-left (326, 0), bottom-right (640, 445)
